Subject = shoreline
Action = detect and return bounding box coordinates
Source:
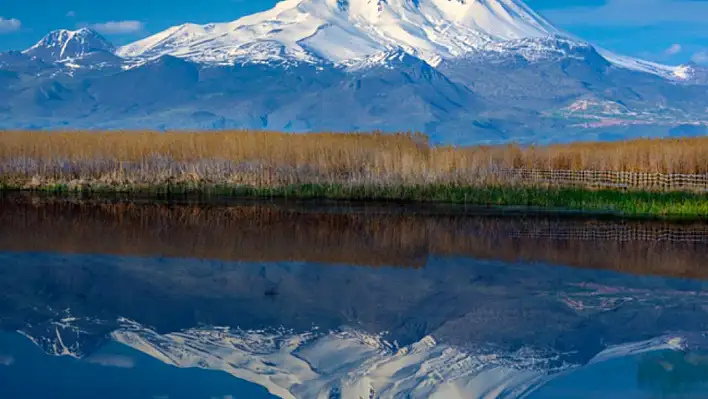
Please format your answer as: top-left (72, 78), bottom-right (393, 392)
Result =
top-left (2, 183), bottom-right (707, 221)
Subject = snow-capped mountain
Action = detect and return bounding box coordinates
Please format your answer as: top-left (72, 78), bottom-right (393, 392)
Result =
top-left (14, 1), bottom-right (690, 83)
top-left (23, 28), bottom-right (115, 63)
top-left (1, 0), bottom-right (706, 143)
top-left (116, 0), bottom-right (557, 67)
top-left (113, 0), bottom-right (693, 81)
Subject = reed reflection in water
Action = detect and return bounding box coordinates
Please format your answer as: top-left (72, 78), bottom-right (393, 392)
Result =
top-left (1, 194), bottom-right (707, 279)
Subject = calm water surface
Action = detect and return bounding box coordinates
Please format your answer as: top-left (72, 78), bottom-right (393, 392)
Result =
top-left (1, 194), bottom-right (707, 398)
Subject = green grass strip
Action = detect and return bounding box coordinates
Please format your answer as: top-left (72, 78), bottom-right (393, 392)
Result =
top-left (2, 182), bottom-right (708, 219)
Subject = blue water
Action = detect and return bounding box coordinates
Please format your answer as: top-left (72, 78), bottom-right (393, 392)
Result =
top-left (1, 200), bottom-right (708, 398)
top-left (0, 332), bottom-right (275, 399)
top-left (531, 350), bottom-right (708, 399)
top-left (1, 250), bottom-right (708, 398)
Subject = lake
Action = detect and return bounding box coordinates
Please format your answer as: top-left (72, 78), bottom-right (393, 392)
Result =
top-left (1, 193), bottom-right (707, 398)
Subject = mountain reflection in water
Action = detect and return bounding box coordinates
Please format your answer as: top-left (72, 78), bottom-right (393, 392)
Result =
top-left (0, 194), bottom-right (707, 398)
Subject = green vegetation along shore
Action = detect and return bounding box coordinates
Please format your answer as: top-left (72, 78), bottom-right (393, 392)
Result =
top-left (2, 182), bottom-right (707, 220)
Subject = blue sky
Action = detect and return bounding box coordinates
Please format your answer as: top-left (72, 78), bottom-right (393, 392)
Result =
top-left (1, 0), bottom-right (707, 65)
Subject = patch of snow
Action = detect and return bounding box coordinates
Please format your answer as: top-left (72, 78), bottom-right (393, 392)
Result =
top-left (588, 336), bottom-right (687, 365)
top-left (62, 61), bottom-right (81, 69)
top-left (673, 64), bottom-right (694, 80)
top-left (563, 98), bottom-right (633, 116)
top-left (599, 49), bottom-right (693, 81)
top-left (474, 36), bottom-right (590, 63)
top-left (341, 48), bottom-right (412, 70)
top-left (17, 325), bottom-right (84, 359)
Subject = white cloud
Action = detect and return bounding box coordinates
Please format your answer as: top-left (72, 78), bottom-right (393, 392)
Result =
top-left (664, 43), bottom-right (682, 55)
top-left (692, 51), bottom-right (708, 64)
top-left (89, 20), bottom-right (144, 35)
top-left (66, 10), bottom-right (77, 17)
top-left (0, 354), bottom-right (15, 366)
top-left (86, 354), bottom-right (135, 368)
top-left (0, 17), bottom-right (21, 33)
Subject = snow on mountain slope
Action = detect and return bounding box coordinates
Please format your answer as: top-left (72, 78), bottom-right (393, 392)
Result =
top-left (108, 319), bottom-right (692, 399)
top-left (16, 315), bottom-right (104, 359)
top-left (116, 0), bottom-right (558, 67)
top-left (112, 321), bottom-right (556, 399)
top-left (113, 0), bottom-right (692, 80)
top-left (23, 28), bottom-right (115, 63)
top-left (596, 48), bottom-right (694, 81)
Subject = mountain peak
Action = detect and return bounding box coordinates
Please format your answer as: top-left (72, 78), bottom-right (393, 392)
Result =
top-left (116, 0), bottom-right (557, 66)
top-left (23, 28), bottom-right (115, 63)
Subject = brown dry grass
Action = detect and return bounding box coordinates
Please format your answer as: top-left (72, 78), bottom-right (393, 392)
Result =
top-left (438, 136), bottom-right (708, 174)
top-left (2, 196), bottom-right (708, 279)
top-left (1, 131), bottom-right (708, 190)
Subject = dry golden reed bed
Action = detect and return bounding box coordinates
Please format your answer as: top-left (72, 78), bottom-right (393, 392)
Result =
top-left (1, 130), bottom-right (708, 189)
